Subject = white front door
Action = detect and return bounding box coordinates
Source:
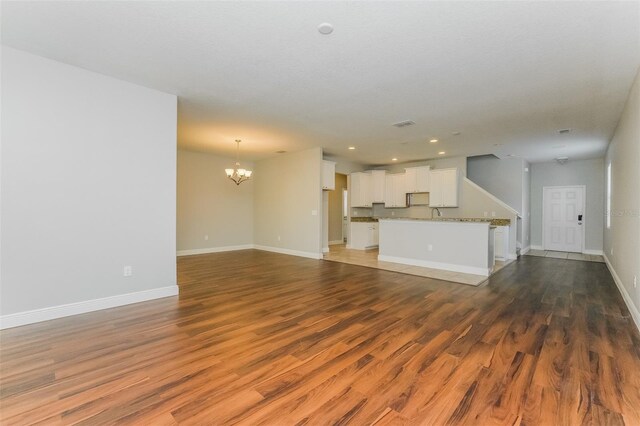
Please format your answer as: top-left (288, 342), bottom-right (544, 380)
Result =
top-left (543, 186), bottom-right (585, 253)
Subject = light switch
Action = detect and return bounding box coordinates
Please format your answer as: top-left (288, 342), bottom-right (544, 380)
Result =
top-left (311, 210), bottom-right (318, 216)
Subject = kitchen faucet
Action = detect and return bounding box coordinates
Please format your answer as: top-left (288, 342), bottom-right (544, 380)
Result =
top-left (431, 207), bottom-right (442, 219)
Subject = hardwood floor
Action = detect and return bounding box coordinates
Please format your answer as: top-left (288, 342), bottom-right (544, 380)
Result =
top-left (1, 249), bottom-right (639, 425)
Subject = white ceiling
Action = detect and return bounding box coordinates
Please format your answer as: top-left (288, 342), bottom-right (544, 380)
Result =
top-left (2, 1), bottom-right (639, 164)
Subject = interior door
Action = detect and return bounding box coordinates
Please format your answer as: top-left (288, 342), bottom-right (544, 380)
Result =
top-left (543, 186), bottom-right (584, 252)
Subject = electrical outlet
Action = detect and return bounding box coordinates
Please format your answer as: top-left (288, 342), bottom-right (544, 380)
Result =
top-left (611, 248), bottom-right (614, 256)
top-left (491, 211), bottom-right (496, 217)
top-left (353, 210), bottom-right (358, 216)
top-left (204, 234), bottom-right (209, 241)
top-left (277, 235), bottom-right (281, 242)
top-left (634, 275), bottom-right (637, 289)
top-left (123, 266), bottom-right (132, 277)
top-left (391, 211), bottom-right (395, 216)
top-left (428, 244), bottom-right (433, 251)
top-left (311, 210), bottom-right (318, 216)
top-left (483, 211), bottom-right (488, 217)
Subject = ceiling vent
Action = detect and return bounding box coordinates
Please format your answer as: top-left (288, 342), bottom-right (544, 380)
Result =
top-left (558, 128), bottom-right (571, 134)
top-left (392, 120), bottom-right (415, 128)
top-left (556, 156), bottom-right (569, 165)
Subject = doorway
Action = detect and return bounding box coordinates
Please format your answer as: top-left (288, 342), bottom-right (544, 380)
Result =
top-left (542, 185), bottom-right (585, 253)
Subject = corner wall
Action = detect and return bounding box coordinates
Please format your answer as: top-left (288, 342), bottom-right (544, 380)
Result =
top-left (604, 68), bottom-right (640, 329)
top-left (177, 150), bottom-right (254, 255)
top-left (253, 148), bottom-right (323, 258)
top-left (1, 48), bottom-right (178, 327)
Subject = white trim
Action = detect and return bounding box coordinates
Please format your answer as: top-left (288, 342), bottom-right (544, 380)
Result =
top-left (506, 254), bottom-right (518, 260)
top-left (0, 285), bottom-right (179, 330)
top-left (253, 245), bottom-right (322, 260)
top-left (542, 185), bottom-right (586, 253)
top-left (530, 245), bottom-right (544, 250)
top-left (604, 255), bottom-right (640, 334)
top-left (323, 247), bottom-right (330, 253)
top-left (463, 178), bottom-right (520, 216)
top-left (583, 249), bottom-right (604, 256)
top-left (329, 240), bottom-right (344, 245)
top-left (377, 254), bottom-right (490, 276)
top-left (521, 246), bottom-right (531, 255)
top-left (177, 244), bottom-right (253, 256)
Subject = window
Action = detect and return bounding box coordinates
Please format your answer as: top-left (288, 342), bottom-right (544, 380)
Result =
top-left (606, 162), bottom-right (612, 229)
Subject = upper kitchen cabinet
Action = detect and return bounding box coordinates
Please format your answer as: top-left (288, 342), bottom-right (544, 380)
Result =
top-left (370, 170), bottom-right (386, 203)
top-left (404, 166), bottom-right (430, 193)
top-left (350, 172), bottom-right (372, 207)
top-left (384, 173), bottom-right (407, 208)
top-left (322, 160), bottom-right (336, 190)
top-left (429, 168), bottom-right (459, 207)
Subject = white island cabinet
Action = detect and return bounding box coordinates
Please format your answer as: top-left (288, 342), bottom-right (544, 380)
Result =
top-left (378, 218), bottom-right (494, 276)
top-left (350, 222), bottom-right (379, 250)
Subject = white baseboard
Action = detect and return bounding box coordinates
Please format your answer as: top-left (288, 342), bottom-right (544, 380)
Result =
top-left (604, 254), bottom-right (640, 334)
top-left (521, 246), bottom-right (531, 255)
top-left (329, 240), bottom-right (344, 245)
top-left (346, 244), bottom-right (352, 249)
top-left (253, 245), bottom-right (322, 260)
top-left (177, 244), bottom-right (253, 256)
top-left (323, 247), bottom-right (330, 253)
top-left (0, 285), bottom-right (179, 330)
top-left (530, 245), bottom-right (544, 250)
top-left (378, 255), bottom-right (490, 276)
top-left (583, 249), bottom-right (604, 256)
top-left (506, 254), bottom-right (518, 260)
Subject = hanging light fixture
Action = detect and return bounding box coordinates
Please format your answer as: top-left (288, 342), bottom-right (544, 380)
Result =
top-left (225, 139), bottom-right (252, 185)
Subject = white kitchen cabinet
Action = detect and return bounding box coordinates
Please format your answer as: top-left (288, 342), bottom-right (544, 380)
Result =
top-left (384, 173), bottom-right (407, 208)
top-left (404, 166), bottom-right (430, 193)
top-left (494, 226), bottom-right (509, 260)
top-left (350, 172), bottom-right (372, 207)
top-left (322, 161), bottom-right (336, 191)
top-left (370, 170), bottom-right (386, 203)
top-left (350, 222), bottom-right (379, 249)
top-left (429, 168), bottom-right (459, 207)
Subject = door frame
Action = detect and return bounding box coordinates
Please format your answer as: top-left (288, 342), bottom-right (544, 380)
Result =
top-left (542, 185), bottom-right (586, 253)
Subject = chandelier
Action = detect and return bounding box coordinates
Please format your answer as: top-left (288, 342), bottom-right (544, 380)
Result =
top-left (225, 139), bottom-right (252, 185)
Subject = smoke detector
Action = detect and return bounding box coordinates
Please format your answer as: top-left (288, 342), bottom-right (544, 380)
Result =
top-left (556, 156), bottom-right (569, 165)
top-left (392, 120), bottom-right (415, 128)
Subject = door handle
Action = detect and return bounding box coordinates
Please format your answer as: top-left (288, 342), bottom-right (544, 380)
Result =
top-left (578, 214), bottom-right (583, 221)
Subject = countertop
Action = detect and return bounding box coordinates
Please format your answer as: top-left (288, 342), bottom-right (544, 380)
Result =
top-left (351, 217), bottom-right (379, 223)
top-left (376, 217), bottom-right (511, 226)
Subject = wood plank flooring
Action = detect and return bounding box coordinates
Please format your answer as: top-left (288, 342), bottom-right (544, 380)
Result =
top-left (1, 249), bottom-right (639, 425)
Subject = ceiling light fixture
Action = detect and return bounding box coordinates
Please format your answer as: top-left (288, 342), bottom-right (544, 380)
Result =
top-left (430, 139), bottom-right (438, 143)
top-left (556, 156), bottom-right (569, 165)
top-left (318, 23), bottom-right (334, 35)
top-left (348, 146), bottom-right (356, 150)
top-left (392, 158), bottom-right (398, 161)
top-left (438, 151), bottom-right (446, 155)
top-left (225, 139), bottom-right (252, 185)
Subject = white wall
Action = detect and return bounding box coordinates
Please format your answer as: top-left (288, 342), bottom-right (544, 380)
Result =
top-left (253, 147), bottom-right (323, 258)
top-left (467, 155), bottom-right (531, 249)
top-left (1, 48), bottom-right (177, 324)
top-left (530, 158), bottom-right (605, 252)
top-left (177, 150), bottom-right (253, 254)
top-left (604, 68), bottom-right (640, 327)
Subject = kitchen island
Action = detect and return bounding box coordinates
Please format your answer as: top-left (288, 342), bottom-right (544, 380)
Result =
top-left (378, 218), bottom-right (508, 276)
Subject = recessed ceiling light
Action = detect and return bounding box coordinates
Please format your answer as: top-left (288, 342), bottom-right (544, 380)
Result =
top-left (392, 158), bottom-right (398, 161)
top-left (318, 23), bottom-right (334, 35)
top-left (430, 139), bottom-right (438, 143)
top-left (348, 146), bottom-right (356, 150)
top-left (452, 131), bottom-right (461, 136)
top-left (438, 151), bottom-right (446, 155)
